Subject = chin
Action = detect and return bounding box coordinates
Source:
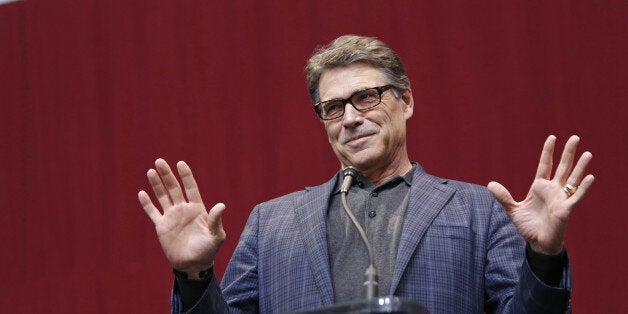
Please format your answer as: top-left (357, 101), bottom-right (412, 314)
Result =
top-left (335, 145), bottom-right (383, 167)
top-left (346, 153), bottom-right (381, 170)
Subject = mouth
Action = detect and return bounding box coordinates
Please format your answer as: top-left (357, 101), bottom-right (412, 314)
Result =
top-left (344, 132), bottom-right (375, 145)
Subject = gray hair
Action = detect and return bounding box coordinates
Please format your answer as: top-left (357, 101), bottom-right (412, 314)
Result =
top-left (306, 35), bottom-right (410, 103)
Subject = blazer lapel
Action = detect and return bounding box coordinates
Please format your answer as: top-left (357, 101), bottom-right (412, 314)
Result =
top-left (292, 177), bottom-right (337, 306)
top-left (390, 168), bottom-right (455, 294)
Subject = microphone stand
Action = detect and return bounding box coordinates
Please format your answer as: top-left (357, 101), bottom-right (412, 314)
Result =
top-left (340, 167), bottom-right (379, 299)
top-left (289, 167), bottom-right (428, 313)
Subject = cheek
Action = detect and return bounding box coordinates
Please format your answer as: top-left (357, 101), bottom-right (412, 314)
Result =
top-left (377, 115), bottom-right (403, 143)
top-left (324, 123), bottom-right (340, 142)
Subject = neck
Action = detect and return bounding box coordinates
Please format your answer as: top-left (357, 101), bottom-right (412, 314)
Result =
top-left (354, 155), bottom-right (413, 185)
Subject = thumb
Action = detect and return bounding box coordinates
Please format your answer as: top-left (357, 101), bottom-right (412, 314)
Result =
top-left (207, 202), bottom-right (226, 234)
top-left (487, 181), bottom-right (516, 210)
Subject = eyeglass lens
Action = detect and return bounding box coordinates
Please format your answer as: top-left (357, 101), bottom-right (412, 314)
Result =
top-left (319, 87), bottom-right (382, 120)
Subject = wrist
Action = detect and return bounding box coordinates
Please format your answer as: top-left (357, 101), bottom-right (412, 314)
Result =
top-left (529, 242), bottom-right (565, 256)
top-left (173, 262), bottom-right (214, 281)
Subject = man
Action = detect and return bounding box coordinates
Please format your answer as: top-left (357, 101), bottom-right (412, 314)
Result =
top-left (139, 35), bottom-right (594, 313)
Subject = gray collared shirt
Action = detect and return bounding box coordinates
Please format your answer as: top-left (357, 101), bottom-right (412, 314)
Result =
top-left (326, 164), bottom-right (416, 302)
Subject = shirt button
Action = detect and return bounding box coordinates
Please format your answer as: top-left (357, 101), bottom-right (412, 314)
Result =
top-left (357, 181), bottom-right (364, 188)
top-left (371, 192), bottom-right (378, 197)
top-left (368, 211), bottom-right (376, 218)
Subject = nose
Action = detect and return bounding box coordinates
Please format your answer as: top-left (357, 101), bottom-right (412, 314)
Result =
top-left (342, 102), bottom-right (364, 127)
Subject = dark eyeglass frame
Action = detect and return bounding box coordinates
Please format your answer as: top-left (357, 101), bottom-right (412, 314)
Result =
top-left (314, 85), bottom-right (396, 120)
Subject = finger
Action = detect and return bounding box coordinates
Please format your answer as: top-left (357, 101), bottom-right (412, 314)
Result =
top-left (138, 190), bottom-right (162, 223)
top-left (155, 158), bottom-right (186, 204)
top-left (535, 135), bottom-right (556, 179)
top-left (147, 168), bottom-right (173, 209)
top-left (207, 203), bottom-right (226, 235)
top-left (566, 174), bottom-right (595, 207)
top-left (487, 181), bottom-right (517, 210)
top-left (566, 151), bottom-right (593, 186)
top-left (553, 135), bottom-right (580, 183)
top-left (177, 161), bottom-right (204, 204)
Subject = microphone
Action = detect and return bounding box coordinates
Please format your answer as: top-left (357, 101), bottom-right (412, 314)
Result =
top-left (341, 166), bottom-right (359, 193)
top-left (340, 166), bottom-right (379, 299)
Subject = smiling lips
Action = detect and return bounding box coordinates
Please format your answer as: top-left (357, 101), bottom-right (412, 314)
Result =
top-left (343, 131), bottom-right (376, 144)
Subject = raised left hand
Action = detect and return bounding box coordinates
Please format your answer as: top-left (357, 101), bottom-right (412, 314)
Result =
top-left (488, 135), bottom-right (594, 255)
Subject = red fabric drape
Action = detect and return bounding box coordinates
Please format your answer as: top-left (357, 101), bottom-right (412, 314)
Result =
top-left (1, 1), bottom-right (625, 313)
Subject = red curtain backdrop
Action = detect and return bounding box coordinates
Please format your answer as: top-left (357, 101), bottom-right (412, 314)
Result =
top-left (1, 1), bottom-right (625, 313)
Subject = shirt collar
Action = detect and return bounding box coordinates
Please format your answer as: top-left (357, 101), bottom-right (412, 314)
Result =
top-left (331, 162), bottom-right (417, 195)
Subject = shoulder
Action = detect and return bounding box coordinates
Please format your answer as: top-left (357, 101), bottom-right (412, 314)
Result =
top-left (412, 166), bottom-right (518, 247)
top-left (410, 165), bottom-right (502, 224)
top-left (412, 165), bottom-right (494, 201)
top-left (253, 175), bottom-right (337, 212)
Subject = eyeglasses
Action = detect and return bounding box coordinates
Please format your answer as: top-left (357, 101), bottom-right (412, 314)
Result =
top-left (314, 85), bottom-right (396, 120)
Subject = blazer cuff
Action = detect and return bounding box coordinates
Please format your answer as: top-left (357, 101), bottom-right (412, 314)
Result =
top-left (519, 251), bottom-right (572, 312)
top-left (172, 268), bottom-right (229, 314)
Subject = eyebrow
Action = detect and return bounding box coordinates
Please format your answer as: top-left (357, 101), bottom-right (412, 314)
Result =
top-left (323, 86), bottom-right (376, 102)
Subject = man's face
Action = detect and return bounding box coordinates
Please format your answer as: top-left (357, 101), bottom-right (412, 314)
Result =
top-left (318, 62), bottom-right (414, 172)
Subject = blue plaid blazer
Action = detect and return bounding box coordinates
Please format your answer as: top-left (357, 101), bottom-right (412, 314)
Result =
top-left (174, 165), bottom-right (571, 313)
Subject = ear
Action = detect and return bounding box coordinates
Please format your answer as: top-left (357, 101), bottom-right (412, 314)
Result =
top-left (400, 88), bottom-right (414, 120)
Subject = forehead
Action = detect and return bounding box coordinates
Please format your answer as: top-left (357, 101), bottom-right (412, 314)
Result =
top-left (318, 63), bottom-right (385, 101)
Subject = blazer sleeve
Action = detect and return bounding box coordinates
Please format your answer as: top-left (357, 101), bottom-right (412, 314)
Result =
top-left (171, 270), bottom-right (230, 314)
top-left (484, 197), bottom-right (572, 313)
top-left (171, 206), bottom-right (262, 314)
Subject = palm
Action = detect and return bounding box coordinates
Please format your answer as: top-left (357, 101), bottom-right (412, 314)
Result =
top-left (139, 159), bottom-right (226, 273)
top-left (157, 202), bottom-right (223, 270)
top-left (504, 179), bottom-right (572, 252)
top-left (488, 135), bottom-right (594, 255)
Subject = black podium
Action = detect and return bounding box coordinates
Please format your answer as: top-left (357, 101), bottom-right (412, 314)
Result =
top-left (290, 296), bottom-right (428, 314)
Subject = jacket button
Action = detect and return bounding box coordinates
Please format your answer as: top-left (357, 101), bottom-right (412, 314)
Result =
top-left (368, 211), bottom-right (376, 218)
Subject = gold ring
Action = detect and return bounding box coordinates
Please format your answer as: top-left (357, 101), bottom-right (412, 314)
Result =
top-left (563, 184), bottom-right (577, 197)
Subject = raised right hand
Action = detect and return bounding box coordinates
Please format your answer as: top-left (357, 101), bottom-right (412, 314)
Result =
top-left (138, 158), bottom-right (226, 279)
